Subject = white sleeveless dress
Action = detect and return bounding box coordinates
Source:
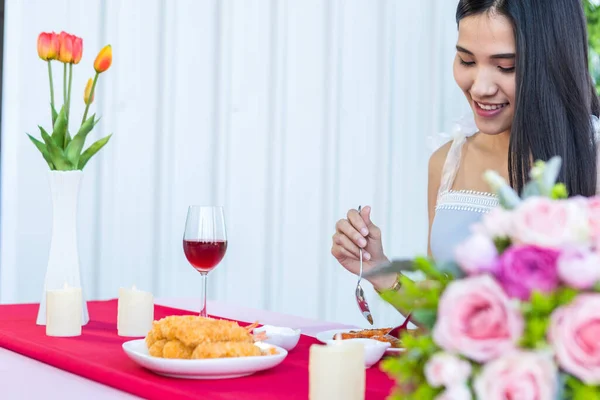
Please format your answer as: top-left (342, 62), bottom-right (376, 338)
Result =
top-left (428, 114), bottom-right (600, 264)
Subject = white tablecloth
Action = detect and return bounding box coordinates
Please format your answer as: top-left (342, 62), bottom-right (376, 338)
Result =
top-left (0, 298), bottom-right (352, 399)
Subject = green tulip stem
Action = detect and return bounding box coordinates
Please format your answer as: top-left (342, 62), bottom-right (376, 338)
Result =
top-left (47, 61), bottom-right (55, 128)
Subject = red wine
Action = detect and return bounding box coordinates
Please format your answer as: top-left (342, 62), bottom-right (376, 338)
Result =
top-left (183, 240), bottom-right (227, 272)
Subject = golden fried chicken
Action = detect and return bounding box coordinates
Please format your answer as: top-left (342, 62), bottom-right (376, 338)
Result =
top-left (191, 342), bottom-right (263, 359)
top-left (148, 339), bottom-right (167, 357)
top-left (162, 339), bottom-right (194, 359)
top-left (144, 315), bottom-right (275, 360)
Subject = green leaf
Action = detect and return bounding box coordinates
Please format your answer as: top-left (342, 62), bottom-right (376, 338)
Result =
top-left (51, 106), bottom-right (67, 149)
top-left (65, 114), bottom-right (96, 167)
top-left (27, 133), bottom-right (54, 169)
top-left (551, 183), bottom-right (568, 199)
top-left (78, 134), bottom-right (112, 169)
top-left (363, 259), bottom-right (417, 279)
top-left (521, 181), bottom-right (541, 199)
top-left (541, 156), bottom-right (562, 194)
top-left (411, 309), bottom-right (437, 330)
top-left (557, 287), bottom-right (578, 306)
top-left (51, 103), bottom-right (58, 127)
top-left (530, 291), bottom-right (555, 314)
top-left (573, 385), bottom-right (600, 400)
top-left (39, 126), bottom-right (72, 170)
top-left (437, 261), bottom-right (465, 279)
top-left (494, 237), bottom-right (511, 253)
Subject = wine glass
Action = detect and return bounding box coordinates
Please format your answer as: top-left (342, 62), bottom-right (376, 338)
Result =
top-left (183, 206), bottom-right (227, 317)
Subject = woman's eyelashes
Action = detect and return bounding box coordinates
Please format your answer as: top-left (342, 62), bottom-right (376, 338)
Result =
top-left (458, 57), bottom-right (515, 73)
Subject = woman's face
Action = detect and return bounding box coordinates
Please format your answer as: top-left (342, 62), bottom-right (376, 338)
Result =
top-left (454, 12), bottom-right (516, 136)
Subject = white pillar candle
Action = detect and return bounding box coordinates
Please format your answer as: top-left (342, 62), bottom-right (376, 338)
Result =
top-left (117, 285), bottom-right (154, 337)
top-left (309, 341), bottom-right (365, 400)
top-left (46, 283), bottom-right (83, 337)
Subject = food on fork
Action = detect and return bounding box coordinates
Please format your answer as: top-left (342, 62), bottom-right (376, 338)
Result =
top-left (144, 315), bottom-right (275, 359)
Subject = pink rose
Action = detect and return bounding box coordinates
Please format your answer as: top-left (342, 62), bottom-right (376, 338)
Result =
top-left (512, 197), bottom-right (589, 248)
top-left (587, 197), bottom-right (600, 248)
top-left (454, 233), bottom-right (498, 275)
top-left (557, 247), bottom-right (600, 289)
top-left (549, 294), bottom-right (600, 384)
top-left (472, 207), bottom-right (513, 239)
top-left (495, 245), bottom-right (560, 300)
top-left (432, 275), bottom-right (524, 363)
top-left (424, 352), bottom-right (472, 388)
top-left (435, 385), bottom-right (472, 400)
top-left (473, 351), bottom-right (557, 400)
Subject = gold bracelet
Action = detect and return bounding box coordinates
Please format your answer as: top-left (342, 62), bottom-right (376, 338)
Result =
top-left (375, 274), bottom-right (402, 294)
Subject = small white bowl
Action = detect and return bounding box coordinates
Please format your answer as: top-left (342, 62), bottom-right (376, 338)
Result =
top-left (254, 325), bottom-right (301, 351)
top-left (326, 338), bottom-right (391, 368)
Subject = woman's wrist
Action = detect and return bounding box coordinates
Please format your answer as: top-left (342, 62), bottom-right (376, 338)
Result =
top-left (369, 272), bottom-right (400, 293)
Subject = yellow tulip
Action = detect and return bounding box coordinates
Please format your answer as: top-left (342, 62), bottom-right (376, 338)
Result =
top-left (84, 78), bottom-right (94, 105)
top-left (94, 45), bottom-right (112, 73)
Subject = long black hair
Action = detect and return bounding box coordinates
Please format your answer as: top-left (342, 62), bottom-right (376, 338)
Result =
top-left (456, 0), bottom-right (600, 196)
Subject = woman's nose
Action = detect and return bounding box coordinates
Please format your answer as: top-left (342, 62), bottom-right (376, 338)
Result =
top-left (470, 69), bottom-right (498, 98)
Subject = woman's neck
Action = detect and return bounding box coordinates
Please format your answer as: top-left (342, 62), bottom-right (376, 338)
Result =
top-left (474, 129), bottom-right (511, 153)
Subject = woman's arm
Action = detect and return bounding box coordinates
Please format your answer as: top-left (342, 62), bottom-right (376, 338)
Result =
top-left (378, 143), bottom-right (451, 326)
top-left (427, 142), bottom-right (451, 256)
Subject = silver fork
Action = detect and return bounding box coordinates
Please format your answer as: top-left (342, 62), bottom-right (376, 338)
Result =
top-left (355, 205), bottom-right (374, 325)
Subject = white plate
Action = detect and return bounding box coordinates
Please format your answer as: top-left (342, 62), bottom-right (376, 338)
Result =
top-left (122, 339), bottom-right (288, 379)
top-left (315, 329), bottom-right (405, 353)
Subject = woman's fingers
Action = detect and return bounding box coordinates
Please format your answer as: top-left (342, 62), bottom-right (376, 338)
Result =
top-left (335, 218), bottom-right (367, 248)
top-left (332, 232), bottom-right (371, 260)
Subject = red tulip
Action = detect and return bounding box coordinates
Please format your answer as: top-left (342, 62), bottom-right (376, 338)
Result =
top-left (57, 32), bottom-right (83, 64)
top-left (57, 31), bottom-right (73, 63)
top-left (72, 36), bottom-right (83, 64)
top-left (37, 32), bottom-right (59, 61)
top-left (94, 45), bottom-right (112, 73)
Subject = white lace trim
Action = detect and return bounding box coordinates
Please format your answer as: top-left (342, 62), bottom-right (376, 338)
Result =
top-left (432, 114), bottom-right (600, 201)
top-left (435, 189), bottom-right (499, 213)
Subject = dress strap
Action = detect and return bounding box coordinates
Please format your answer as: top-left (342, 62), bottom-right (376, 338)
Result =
top-left (428, 115), bottom-right (479, 202)
top-left (437, 135), bottom-right (467, 198)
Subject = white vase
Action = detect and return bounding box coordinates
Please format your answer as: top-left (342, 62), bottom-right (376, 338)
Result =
top-left (36, 170), bottom-right (90, 326)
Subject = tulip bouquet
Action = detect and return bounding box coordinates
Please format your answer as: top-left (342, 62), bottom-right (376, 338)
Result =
top-left (29, 31), bottom-right (113, 170)
top-left (367, 157), bottom-right (600, 399)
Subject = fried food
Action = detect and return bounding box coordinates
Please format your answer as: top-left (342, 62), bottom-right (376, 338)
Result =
top-left (172, 318), bottom-right (255, 347)
top-left (336, 328), bottom-right (392, 339)
top-left (149, 339), bottom-right (167, 357)
top-left (163, 339), bottom-right (194, 359)
top-left (334, 328), bottom-right (402, 348)
top-left (191, 342), bottom-right (264, 359)
top-left (144, 315), bottom-right (276, 360)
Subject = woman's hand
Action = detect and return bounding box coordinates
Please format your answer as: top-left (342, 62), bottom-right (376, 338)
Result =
top-left (331, 206), bottom-right (397, 290)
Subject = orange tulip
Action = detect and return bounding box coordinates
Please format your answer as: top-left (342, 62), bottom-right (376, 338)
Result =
top-left (84, 78), bottom-right (94, 105)
top-left (94, 45), bottom-right (112, 73)
top-left (57, 31), bottom-right (73, 63)
top-left (37, 32), bottom-right (59, 61)
top-left (72, 36), bottom-right (83, 64)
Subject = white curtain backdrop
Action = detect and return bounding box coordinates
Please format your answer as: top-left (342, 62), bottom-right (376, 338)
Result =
top-left (0, 0), bottom-right (468, 328)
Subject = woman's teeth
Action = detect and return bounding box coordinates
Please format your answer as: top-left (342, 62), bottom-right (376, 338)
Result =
top-left (477, 102), bottom-right (508, 110)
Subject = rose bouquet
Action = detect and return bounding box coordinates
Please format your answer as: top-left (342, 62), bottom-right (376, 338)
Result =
top-left (367, 157), bottom-right (600, 399)
top-left (29, 31), bottom-right (113, 170)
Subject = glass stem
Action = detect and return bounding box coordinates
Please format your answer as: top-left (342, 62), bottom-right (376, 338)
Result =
top-left (199, 272), bottom-right (208, 317)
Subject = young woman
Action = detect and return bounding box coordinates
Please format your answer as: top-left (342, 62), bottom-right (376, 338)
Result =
top-left (331, 0), bottom-right (600, 293)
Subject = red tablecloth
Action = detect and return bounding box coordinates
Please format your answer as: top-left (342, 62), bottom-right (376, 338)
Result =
top-left (0, 300), bottom-right (395, 399)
